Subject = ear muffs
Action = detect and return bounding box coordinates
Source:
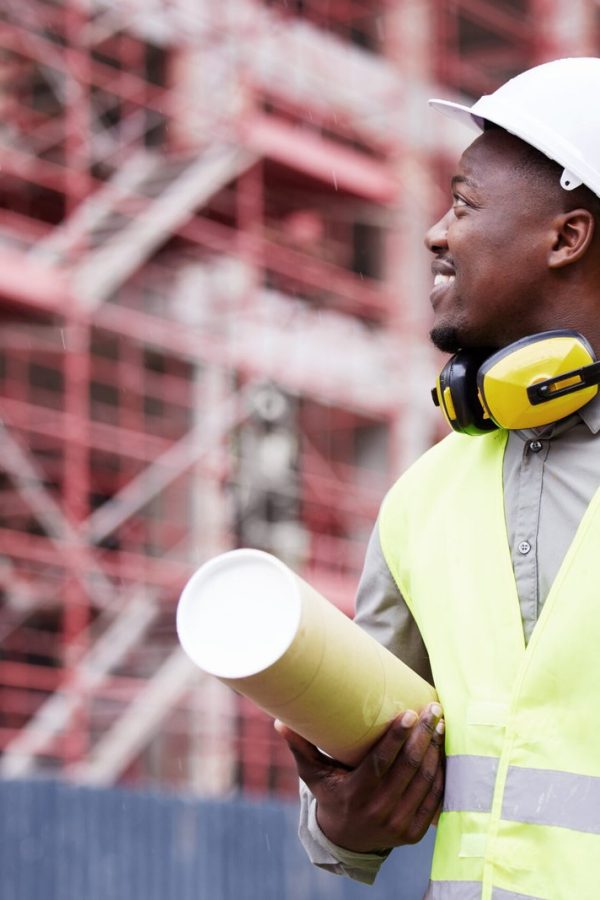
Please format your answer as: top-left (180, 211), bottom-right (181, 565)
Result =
top-left (432, 330), bottom-right (600, 434)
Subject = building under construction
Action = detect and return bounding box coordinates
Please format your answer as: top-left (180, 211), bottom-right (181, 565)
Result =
top-left (0, 0), bottom-right (598, 800)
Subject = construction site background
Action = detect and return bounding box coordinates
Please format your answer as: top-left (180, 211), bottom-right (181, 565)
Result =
top-left (0, 0), bottom-right (598, 803)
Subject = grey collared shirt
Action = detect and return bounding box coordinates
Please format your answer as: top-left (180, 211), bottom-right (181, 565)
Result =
top-left (299, 393), bottom-right (600, 884)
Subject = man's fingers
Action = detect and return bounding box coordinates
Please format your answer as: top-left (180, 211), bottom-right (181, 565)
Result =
top-left (365, 702), bottom-right (442, 783)
top-left (405, 759), bottom-right (445, 843)
top-left (355, 709), bottom-right (419, 783)
top-left (396, 718), bottom-right (444, 817)
top-left (390, 703), bottom-right (443, 776)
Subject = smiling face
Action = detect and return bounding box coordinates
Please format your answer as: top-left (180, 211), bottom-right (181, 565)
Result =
top-left (426, 127), bottom-right (570, 354)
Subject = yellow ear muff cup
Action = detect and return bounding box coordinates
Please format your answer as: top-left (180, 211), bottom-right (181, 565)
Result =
top-left (478, 330), bottom-right (598, 430)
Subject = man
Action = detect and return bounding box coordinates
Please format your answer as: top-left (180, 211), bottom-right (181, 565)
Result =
top-left (276, 57), bottom-right (600, 899)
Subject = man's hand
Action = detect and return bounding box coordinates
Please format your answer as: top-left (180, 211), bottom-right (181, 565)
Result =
top-left (275, 703), bottom-right (445, 853)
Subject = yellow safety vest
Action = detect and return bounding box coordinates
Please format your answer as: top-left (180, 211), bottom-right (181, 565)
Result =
top-left (379, 428), bottom-right (600, 900)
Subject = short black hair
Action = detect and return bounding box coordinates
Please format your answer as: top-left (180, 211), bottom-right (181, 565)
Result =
top-left (484, 120), bottom-right (600, 220)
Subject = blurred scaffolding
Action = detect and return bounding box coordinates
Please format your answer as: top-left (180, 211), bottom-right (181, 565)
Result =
top-left (0, 0), bottom-right (598, 797)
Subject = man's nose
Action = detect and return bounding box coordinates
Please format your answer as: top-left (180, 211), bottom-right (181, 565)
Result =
top-left (424, 209), bottom-right (452, 253)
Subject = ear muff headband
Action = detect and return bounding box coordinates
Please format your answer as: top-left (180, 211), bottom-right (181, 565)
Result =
top-left (432, 330), bottom-right (600, 434)
top-left (478, 331), bottom-right (598, 430)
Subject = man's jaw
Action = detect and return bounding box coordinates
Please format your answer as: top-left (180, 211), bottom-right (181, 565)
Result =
top-left (430, 326), bottom-right (461, 354)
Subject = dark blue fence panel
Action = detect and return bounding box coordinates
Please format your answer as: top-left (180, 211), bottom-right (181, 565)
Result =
top-left (0, 779), bottom-right (434, 900)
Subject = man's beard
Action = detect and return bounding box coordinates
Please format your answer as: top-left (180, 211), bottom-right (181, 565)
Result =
top-left (429, 324), bottom-right (462, 354)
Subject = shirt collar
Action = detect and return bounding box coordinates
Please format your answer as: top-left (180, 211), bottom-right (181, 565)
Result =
top-left (513, 391), bottom-right (600, 442)
top-left (578, 391), bottom-right (600, 434)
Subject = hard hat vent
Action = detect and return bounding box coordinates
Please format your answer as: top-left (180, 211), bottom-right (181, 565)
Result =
top-left (560, 169), bottom-right (583, 191)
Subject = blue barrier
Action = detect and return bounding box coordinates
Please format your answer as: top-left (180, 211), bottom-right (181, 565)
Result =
top-left (0, 779), bottom-right (434, 899)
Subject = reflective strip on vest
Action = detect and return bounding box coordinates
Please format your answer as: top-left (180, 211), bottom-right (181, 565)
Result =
top-left (492, 889), bottom-right (544, 899)
top-left (427, 883), bottom-right (544, 900)
top-left (503, 765), bottom-right (600, 834)
top-left (443, 755), bottom-right (498, 813)
top-left (425, 881), bottom-right (481, 899)
top-left (443, 758), bottom-right (600, 835)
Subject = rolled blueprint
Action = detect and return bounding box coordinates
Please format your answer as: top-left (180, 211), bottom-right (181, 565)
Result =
top-left (176, 548), bottom-right (437, 766)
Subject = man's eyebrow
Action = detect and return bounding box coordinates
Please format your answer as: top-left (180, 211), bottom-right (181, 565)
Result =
top-left (451, 174), bottom-right (478, 190)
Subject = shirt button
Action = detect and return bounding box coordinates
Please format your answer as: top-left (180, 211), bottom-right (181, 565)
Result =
top-left (518, 540), bottom-right (532, 555)
top-left (529, 440), bottom-right (543, 453)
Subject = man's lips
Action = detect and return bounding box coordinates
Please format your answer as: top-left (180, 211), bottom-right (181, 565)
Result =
top-left (431, 259), bottom-right (456, 279)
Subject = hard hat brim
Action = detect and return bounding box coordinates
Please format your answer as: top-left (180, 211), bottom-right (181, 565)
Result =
top-left (428, 99), bottom-right (484, 133)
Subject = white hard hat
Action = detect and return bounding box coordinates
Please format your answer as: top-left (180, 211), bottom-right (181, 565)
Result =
top-left (429, 57), bottom-right (600, 199)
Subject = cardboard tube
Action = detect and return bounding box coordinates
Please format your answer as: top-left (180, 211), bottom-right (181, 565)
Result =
top-left (176, 549), bottom-right (437, 766)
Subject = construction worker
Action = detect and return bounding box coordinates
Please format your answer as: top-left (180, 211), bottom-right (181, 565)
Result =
top-left (276, 57), bottom-right (600, 898)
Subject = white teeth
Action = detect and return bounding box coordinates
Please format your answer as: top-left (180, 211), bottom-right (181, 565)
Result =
top-left (433, 273), bottom-right (455, 286)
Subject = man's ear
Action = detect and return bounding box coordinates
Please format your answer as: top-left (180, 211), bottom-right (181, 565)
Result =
top-left (548, 209), bottom-right (595, 269)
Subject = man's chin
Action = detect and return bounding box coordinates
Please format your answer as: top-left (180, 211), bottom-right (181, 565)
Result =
top-left (429, 325), bottom-right (463, 354)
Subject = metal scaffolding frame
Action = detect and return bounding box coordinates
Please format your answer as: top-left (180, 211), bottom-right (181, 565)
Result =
top-left (0, 0), bottom-right (597, 795)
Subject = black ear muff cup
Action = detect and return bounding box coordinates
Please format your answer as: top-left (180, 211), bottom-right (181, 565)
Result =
top-left (435, 348), bottom-right (497, 435)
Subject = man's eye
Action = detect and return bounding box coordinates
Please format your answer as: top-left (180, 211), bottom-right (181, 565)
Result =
top-left (452, 194), bottom-right (468, 208)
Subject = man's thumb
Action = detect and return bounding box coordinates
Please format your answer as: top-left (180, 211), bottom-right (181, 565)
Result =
top-left (274, 720), bottom-right (336, 785)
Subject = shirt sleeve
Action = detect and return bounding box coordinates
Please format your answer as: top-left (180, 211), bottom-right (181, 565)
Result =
top-left (298, 780), bottom-right (390, 885)
top-left (297, 519), bottom-right (432, 883)
top-left (354, 522), bottom-right (433, 683)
